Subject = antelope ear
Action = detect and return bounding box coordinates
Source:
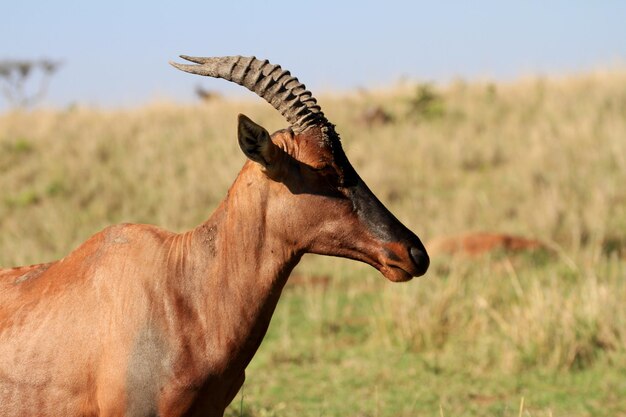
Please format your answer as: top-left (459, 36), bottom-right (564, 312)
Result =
top-left (237, 114), bottom-right (278, 167)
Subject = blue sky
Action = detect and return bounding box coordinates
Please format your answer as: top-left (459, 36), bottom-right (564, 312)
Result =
top-left (2, 1), bottom-right (625, 110)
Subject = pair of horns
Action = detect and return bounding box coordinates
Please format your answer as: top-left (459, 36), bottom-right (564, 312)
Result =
top-left (170, 55), bottom-right (329, 134)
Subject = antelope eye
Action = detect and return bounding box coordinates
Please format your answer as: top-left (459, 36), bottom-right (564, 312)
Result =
top-left (317, 167), bottom-right (340, 182)
top-left (310, 163), bottom-right (335, 174)
top-left (312, 164), bottom-right (344, 188)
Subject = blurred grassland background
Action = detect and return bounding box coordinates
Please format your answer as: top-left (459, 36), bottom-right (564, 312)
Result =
top-left (1, 70), bottom-right (626, 416)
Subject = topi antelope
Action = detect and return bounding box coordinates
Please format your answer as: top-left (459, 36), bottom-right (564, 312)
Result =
top-left (0, 56), bottom-right (429, 417)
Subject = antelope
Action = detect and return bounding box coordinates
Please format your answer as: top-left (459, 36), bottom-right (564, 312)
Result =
top-left (194, 85), bottom-right (220, 102)
top-left (0, 56), bottom-right (429, 417)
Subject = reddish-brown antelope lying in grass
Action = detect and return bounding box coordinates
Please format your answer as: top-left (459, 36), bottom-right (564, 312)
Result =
top-left (0, 56), bottom-right (429, 417)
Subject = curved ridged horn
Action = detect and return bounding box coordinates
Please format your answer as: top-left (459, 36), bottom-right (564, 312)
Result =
top-left (170, 55), bottom-right (329, 133)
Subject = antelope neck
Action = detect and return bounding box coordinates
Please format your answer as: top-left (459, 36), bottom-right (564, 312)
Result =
top-left (183, 166), bottom-right (301, 372)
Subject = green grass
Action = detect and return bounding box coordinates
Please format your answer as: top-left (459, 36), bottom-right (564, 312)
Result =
top-left (1, 70), bottom-right (626, 416)
top-left (224, 253), bottom-right (625, 416)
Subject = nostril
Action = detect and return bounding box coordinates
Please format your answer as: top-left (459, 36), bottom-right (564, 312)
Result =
top-left (409, 247), bottom-right (430, 276)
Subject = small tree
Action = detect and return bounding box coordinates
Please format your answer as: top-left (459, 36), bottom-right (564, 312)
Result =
top-left (0, 58), bottom-right (62, 108)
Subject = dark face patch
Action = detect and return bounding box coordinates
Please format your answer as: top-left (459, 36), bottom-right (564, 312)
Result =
top-left (309, 136), bottom-right (399, 242)
top-left (345, 177), bottom-right (411, 243)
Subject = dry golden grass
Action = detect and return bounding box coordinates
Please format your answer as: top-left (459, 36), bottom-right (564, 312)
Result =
top-left (1, 69), bottom-right (625, 415)
top-left (2, 71), bottom-right (625, 264)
